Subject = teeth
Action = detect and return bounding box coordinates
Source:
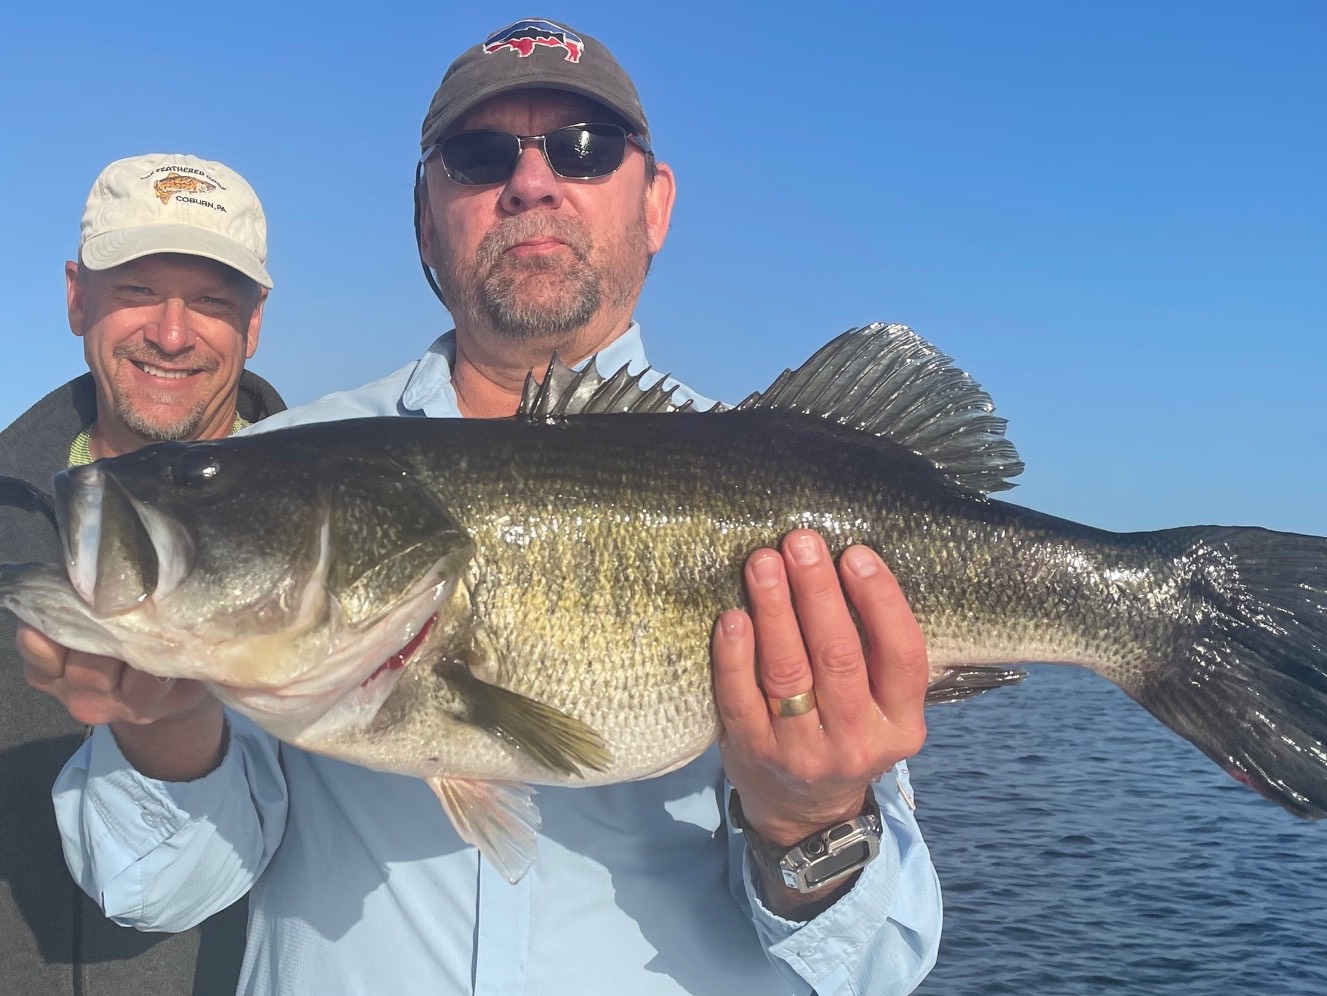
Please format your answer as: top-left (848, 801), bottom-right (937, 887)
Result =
top-left (137, 362), bottom-right (192, 379)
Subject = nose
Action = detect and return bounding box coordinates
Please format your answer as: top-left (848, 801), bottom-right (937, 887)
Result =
top-left (499, 142), bottom-right (564, 214)
top-left (143, 297), bottom-right (196, 354)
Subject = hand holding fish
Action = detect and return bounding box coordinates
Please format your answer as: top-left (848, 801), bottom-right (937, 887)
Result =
top-left (18, 623), bottom-right (225, 780)
top-left (712, 530), bottom-right (929, 909)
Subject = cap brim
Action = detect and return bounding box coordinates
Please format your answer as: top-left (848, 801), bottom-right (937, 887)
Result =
top-left (81, 225), bottom-right (273, 289)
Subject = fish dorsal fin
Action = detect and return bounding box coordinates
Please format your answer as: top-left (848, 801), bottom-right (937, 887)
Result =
top-left (737, 323), bottom-right (1024, 494)
top-left (518, 354), bottom-right (720, 420)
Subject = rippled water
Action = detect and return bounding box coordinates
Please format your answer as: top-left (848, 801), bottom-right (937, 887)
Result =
top-left (910, 667), bottom-right (1327, 995)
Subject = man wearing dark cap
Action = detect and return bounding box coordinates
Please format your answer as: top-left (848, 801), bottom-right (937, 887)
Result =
top-left (30, 21), bottom-right (941, 995)
top-left (2, 153), bottom-right (285, 995)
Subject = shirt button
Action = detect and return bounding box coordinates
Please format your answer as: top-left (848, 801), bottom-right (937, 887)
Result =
top-left (141, 810), bottom-right (161, 828)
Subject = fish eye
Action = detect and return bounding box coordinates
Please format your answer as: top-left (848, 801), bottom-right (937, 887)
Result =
top-left (172, 448), bottom-right (222, 487)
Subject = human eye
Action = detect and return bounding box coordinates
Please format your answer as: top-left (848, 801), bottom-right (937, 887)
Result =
top-left (193, 295), bottom-right (236, 316)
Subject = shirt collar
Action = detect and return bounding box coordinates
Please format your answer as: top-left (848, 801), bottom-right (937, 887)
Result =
top-left (400, 322), bottom-right (650, 418)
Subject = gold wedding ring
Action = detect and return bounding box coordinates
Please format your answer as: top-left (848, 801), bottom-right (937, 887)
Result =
top-left (770, 689), bottom-right (817, 717)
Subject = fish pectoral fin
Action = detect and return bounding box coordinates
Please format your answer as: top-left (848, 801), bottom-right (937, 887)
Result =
top-left (428, 775), bottom-right (540, 884)
top-left (925, 666), bottom-right (1028, 705)
top-left (439, 664), bottom-right (613, 777)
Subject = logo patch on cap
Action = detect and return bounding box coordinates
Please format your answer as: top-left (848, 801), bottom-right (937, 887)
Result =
top-left (483, 19), bottom-right (583, 63)
top-left (152, 172), bottom-right (218, 205)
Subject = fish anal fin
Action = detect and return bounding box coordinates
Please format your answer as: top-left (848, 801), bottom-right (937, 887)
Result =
top-left (926, 666), bottom-right (1028, 705)
top-left (438, 663), bottom-right (613, 777)
top-left (428, 775), bottom-right (540, 883)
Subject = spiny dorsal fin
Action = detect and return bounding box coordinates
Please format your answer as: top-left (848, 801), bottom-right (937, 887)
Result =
top-left (737, 323), bottom-right (1024, 494)
top-left (518, 354), bottom-right (724, 420)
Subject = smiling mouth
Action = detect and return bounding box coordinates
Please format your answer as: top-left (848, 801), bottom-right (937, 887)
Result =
top-left (133, 361), bottom-right (197, 380)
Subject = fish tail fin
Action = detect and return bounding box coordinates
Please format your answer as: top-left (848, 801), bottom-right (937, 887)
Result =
top-left (1136, 526), bottom-right (1327, 818)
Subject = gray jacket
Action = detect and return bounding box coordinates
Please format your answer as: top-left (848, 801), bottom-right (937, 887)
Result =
top-left (0, 370), bottom-right (285, 996)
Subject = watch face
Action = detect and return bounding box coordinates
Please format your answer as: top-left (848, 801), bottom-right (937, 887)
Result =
top-left (799, 838), bottom-right (876, 891)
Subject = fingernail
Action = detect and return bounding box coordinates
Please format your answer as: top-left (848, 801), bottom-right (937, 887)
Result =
top-left (751, 553), bottom-right (781, 587)
top-left (720, 611), bottom-right (748, 637)
top-left (843, 546), bottom-right (880, 577)
top-left (790, 533), bottom-right (821, 566)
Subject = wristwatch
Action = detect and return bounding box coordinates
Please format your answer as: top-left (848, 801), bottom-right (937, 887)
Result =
top-left (728, 789), bottom-right (883, 894)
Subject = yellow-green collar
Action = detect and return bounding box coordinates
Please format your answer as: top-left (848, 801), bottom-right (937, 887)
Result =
top-left (69, 414), bottom-right (252, 468)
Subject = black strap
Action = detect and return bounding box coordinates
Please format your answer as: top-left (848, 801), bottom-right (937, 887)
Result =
top-left (0, 475), bottom-right (58, 532)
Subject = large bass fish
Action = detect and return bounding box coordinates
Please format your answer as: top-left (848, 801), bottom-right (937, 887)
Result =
top-left (3, 323), bottom-right (1324, 882)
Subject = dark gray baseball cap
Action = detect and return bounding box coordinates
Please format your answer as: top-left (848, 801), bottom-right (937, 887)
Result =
top-left (420, 19), bottom-right (650, 150)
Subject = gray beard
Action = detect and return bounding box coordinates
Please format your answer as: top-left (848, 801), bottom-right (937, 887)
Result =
top-left (109, 344), bottom-right (219, 441)
top-left (438, 214), bottom-right (647, 342)
top-left (114, 394), bottom-right (208, 443)
top-left (478, 247), bottom-right (601, 340)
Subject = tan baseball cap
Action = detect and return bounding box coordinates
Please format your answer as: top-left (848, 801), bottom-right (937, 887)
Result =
top-left (79, 153), bottom-right (273, 288)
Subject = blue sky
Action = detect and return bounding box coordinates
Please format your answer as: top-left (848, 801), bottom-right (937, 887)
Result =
top-left (2, 2), bottom-right (1323, 535)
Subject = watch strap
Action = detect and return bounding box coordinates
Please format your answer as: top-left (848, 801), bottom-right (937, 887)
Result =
top-left (728, 788), bottom-right (882, 893)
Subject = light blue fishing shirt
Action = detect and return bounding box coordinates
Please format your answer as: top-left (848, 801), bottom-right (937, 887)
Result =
top-left (53, 325), bottom-right (942, 995)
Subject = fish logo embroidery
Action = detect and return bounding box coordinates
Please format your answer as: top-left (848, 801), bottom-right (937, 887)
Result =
top-left (153, 173), bottom-right (217, 205)
top-left (483, 19), bottom-right (583, 63)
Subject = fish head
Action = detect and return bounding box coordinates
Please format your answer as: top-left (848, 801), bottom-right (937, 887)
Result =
top-left (49, 432), bottom-right (473, 729)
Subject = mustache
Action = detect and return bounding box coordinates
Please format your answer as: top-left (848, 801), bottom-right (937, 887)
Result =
top-left (113, 342), bottom-right (219, 374)
top-left (477, 215), bottom-right (593, 265)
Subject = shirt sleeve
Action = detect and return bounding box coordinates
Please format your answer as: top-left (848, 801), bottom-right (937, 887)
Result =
top-left (726, 760), bottom-right (942, 995)
top-left (52, 711), bottom-right (289, 933)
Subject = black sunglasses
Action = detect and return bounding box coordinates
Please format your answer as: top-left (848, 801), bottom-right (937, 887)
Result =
top-left (422, 122), bottom-right (650, 186)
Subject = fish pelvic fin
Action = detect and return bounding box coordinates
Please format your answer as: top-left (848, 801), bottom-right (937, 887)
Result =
top-left (925, 666), bottom-right (1028, 705)
top-left (737, 323), bottom-right (1024, 494)
top-left (428, 775), bottom-right (540, 884)
top-left (1137, 526), bottom-right (1327, 819)
top-left (438, 663), bottom-right (613, 777)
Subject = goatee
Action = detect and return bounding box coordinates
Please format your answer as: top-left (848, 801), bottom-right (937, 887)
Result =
top-left (111, 343), bottom-right (218, 442)
top-left (437, 213), bottom-right (649, 342)
top-left (476, 215), bottom-right (600, 339)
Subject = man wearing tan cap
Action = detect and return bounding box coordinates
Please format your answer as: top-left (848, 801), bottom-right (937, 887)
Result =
top-left (0, 153), bottom-right (285, 996)
top-left (30, 21), bottom-right (941, 996)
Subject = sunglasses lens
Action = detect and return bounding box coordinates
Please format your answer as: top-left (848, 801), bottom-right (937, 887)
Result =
top-left (439, 131), bottom-right (519, 185)
top-left (545, 124), bottom-right (628, 178)
top-left (435, 125), bottom-right (632, 185)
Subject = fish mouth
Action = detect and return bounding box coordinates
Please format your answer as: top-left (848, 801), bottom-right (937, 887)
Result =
top-left (50, 461), bottom-right (458, 736)
top-left (55, 464), bottom-right (194, 615)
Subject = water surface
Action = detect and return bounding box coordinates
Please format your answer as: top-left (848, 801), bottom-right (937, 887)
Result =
top-left (911, 667), bottom-right (1327, 995)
